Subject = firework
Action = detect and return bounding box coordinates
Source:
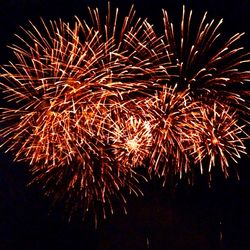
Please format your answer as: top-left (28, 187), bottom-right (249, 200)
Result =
top-left (188, 102), bottom-right (248, 178)
top-left (0, 18), bottom-right (113, 164)
top-left (143, 6), bottom-right (250, 112)
top-left (138, 5), bottom-right (250, 183)
top-left (29, 136), bottom-right (143, 226)
top-left (0, 5), bottom-right (159, 223)
top-left (110, 106), bottom-right (153, 169)
top-left (0, 3), bottom-right (249, 224)
top-left (141, 85), bottom-right (200, 181)
top-left (142, 88), bottom-right (248, 183)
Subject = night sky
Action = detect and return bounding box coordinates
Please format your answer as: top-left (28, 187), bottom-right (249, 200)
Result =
top-left (0, 0), bottom-right (250, 249)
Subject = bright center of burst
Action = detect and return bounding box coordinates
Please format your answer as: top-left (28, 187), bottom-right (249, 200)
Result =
top-left (126, 138), bottom-right (139, 151)
top-left (212, 137), bottom-right (218, 145)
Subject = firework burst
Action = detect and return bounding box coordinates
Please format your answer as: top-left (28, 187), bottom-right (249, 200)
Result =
top-left (0, 18), bottom-right (112, 165)
top-left (143, 6), bottom-right (250, 113)
top-left (188, 102), bottom-right (248, 178)
top-left (110, 108), bottom-right (153, 169)
top-left (138, 5), bottom-right (250, 183)
top-left (140, 85), bottom-right (199, 180)
top-left (0, 3), bottom-right (249, 224)
top-left (0, 5), bottom-right (160, 223)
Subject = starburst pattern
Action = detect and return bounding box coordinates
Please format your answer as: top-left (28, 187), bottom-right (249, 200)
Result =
top-left (143, 6), bottom-right (250, 112)
top-left (140, 5), bottom-right (250, 182)
top-left (110, 110), bottom-right (153, 169)
top-left (141, 86), bottom-right (199, 180)
top-left (189, 102), bottom-right (248, 177)
top-left (0, 4), bottom-right (249, 223)
top-left (0, 5), bottom-right (158, 223)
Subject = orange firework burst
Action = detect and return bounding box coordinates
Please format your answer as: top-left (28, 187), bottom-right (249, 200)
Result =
top-left (0, 5), bottom-right (161, 223)
top-left (0, 17), bottom-right (116, 165)
top-left (189, 102), bottom-right (248, 178)
top-left (142, 85), bottom-right (200, 180)
top-left (30, 140), bottom-right (143, 226)
top-left (110, 107), bottom-right (153, 169)
top-left (143, 6), bottom-right (250, 112)
top-left (138, 5), bottom-right (250, 183)
top-left (0, 3), bottom-right (249, 224)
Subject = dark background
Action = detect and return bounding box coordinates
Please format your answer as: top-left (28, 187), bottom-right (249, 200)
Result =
top-left (0, 0), bottom-right (250, 249)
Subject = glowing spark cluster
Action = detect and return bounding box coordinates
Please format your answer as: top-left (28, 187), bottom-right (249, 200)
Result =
top-left (189, 102), bottom-right (248, 177)
top-left (111, 112), bottom-right (153, 168)
top-left (143, 86), bottom-right (200, 179)
top-left (0, 4), bottom-right (249, 223)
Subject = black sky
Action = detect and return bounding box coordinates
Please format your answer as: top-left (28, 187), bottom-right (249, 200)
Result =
top-left (0, 0), bottom-right (250, 249)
